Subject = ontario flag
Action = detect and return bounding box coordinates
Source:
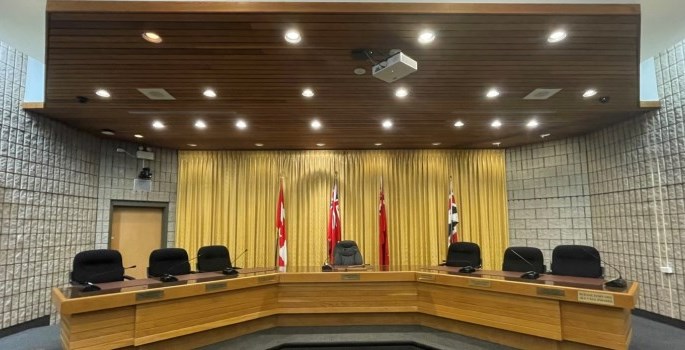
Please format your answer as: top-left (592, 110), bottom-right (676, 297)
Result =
top-left (378, 179), bottom-right (389, 266)
top-left (448, 183), bottom-right (460, 247)
top-left (276, 180), bottom-right (287, 272)
top-left (327, 180), bottom-right (341, 264)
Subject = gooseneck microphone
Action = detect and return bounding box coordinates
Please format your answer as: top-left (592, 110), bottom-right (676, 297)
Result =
top-left (160, 254), bottom-right (202, 282)
top-left (508, 249), bottom-right (541, 280)
top-left (579, 247), bottom-right (627, 289)
top-left (222, 249), bottom-right (247, 276)
top-left (75, 265), bottom-right (137, 292)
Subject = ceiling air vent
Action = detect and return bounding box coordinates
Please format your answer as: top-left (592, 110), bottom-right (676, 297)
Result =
top-left (137, 88), bottom-right (176, 100)
top-left (523, 88), bottom-right (562, 100)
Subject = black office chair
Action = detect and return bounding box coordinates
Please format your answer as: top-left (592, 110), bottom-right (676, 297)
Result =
top-left (196, 245), bottom-right (231, 272)
top-left (445, 242), bottom-right (482, 268)
top-left (70, 249), bottom-right (134, 284)
top-left (148, 248), bottom-right (191, 277)
top-left (502, 247), bottom-right (546, 273)
top-left (333, 240), bottom-right (364, 265)
top-left (551, 245), bottom-right (602, 278)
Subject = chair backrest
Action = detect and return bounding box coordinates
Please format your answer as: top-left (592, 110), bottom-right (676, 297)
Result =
top-left (148, 248), bottom-right (191, 277)
top-left (197, 245), bottom-right (231, 272)
top-left (71, 249), bottom-right (125, 284)
top-left (502, 247), bottom-right (545, 273)
top-left (551, 245), bottom-right (602, 278)
top-left (333, 240), bottom-right (364, 265)
top-left (446, 242), bottom-right (481, 267)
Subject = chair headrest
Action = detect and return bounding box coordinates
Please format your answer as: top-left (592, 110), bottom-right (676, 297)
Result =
top-left (553, 245), bottom-right (598, 259)
top-left (150, 248), bottom-right (189, 262)
top-left (198, 245), bottom-right (228, 259)
top-left (448, 242), bottom-right (480, 253)
top-left (74, 249), bottom-right (122, 265)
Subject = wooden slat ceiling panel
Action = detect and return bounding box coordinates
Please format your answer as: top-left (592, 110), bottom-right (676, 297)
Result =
top-left (37, 3), bottom-right (645, 150)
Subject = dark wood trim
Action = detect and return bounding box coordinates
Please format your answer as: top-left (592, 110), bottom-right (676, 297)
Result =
top-left (109, 200), bottom-right (169, 248)
top-left (46, 1), bottom-right (641, 15)
top-left (0, 316), bottom-right (50, 338)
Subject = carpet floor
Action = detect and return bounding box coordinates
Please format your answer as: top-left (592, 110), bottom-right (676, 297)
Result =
top-left (0, 315), bottom-right (682, 349)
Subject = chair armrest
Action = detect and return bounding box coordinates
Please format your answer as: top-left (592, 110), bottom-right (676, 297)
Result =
top-left (123, 275), bottom-right (135, 280)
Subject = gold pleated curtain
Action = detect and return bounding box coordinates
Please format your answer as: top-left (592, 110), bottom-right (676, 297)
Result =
top-left (176, 150), bottom-right (508, 270)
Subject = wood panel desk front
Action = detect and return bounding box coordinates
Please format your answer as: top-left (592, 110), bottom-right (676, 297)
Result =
top-left (52, 266), bottom-right (638, 350)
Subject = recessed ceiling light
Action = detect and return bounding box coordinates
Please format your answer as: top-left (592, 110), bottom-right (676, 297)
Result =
top-left (382, 120), bottom-right (393, 129)
top-left (236, 119), bottom-right (247, 130)
top-left (486, 88), bottom-right (500, 98)
top-left (491, 120), bottom-right (502, 128)
top-left (100, 129), bottom-right (115, 136)
top-left (187, 143), bottom-right (197, 147)
top-left (454, 121), bottom-right (464, 128)
top-left (548, 30), bottom-right (567, 43)
top-left (374, 143), bottom-right (383, 146)
top-left (152, 120), bottom-right (165, 129)
top-left (526, 119), bottom-right (539, 129)
top-left (142, 32), bottom-right (162, 44)
top-left (395, 87), bottom-right (409, 98)
top-left (284, 29), bottom-right (302, 44)
top-left (134, 134), bottom-right (143, 139)
top-left (311, 119), bottom-right (322, 130)
top-left (302, 88), bottom-right (315, 98)
top-left (493, 142), bottom-right (502, 146)
top-left (354, 67), bottom-right (366, 75)
top-left (432, 142), bottom-right (441, 146)
top-left (194, 120), bottom-right (207, 129)
top-left (418, 30), bottom-right (436, 44)
top-left (255, 143), bottom-right (264, 147)
top-left (203, 89), bottom-right (217, 98)
top-left (316, 143), bottom-right (325, 147)
top-left (583, 89), bottom-right (598, 98)
top-left (95, 89), bottom-right (111, 98)
top-left (541, 133), bottom-right (551, 138)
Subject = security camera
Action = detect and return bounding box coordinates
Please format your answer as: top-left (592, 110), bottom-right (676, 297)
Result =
top-left (76, 96), bottom-right (89, 104)
top-left (599, 96), bottom-right (610, 104)
top-left (138, 167), bottom-right (152, 180)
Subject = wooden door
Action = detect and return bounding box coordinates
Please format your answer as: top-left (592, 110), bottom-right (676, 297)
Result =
top-left (111, 206), bottom-right (164, 279)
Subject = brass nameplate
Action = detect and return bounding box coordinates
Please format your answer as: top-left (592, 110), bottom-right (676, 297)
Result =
top-left (468, 279), bottom-right (491, 288)
top-left (537, 287), bottom-right (565, 297)
top-left (341, 274), bottom-right (360, 281)
top-left (205, 282), bottom-right (227, 292)
top-left (577, 291), bottom-right (615, 306)
top-left (258, 276), bottom-right (276, 283)
top-left (417, 274), bottom-right (435, 281)
top-left (136, 290), bottom-right (164, 301)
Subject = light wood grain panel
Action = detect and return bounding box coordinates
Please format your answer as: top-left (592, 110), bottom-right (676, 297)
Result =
top-left (560, 302), bottom-right (631, 350)
top-left (62, 306), bottom-right (135, 349)
top-left (419, 283), bottom-right (562, 340)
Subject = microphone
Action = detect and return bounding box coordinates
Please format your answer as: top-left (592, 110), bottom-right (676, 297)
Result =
top-left (508, 249), bottom-right (541, 280)
top-left (578, 247), bottom-right (627, 289)
top-left (159, 254), bottom-right (202, 282)
top-left (222, 249), bottom-right (247, 276)
top-left (321, 256), bottom-right (333, 272)
top-left (75, 265), bottom-right (136, 292)
top-left (445, 259), bottom-right (477, 273)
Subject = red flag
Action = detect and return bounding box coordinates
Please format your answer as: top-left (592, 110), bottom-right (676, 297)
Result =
top-left (327, 181), bottom-right (341, 263)
top-left (276, 181), bottom-right (287, 272)
top-left (379, 180), bottom-right (389, 266)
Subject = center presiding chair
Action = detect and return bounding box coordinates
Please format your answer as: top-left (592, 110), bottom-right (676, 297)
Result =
top-left (196, 245), bottom-right (231, 272)
top-left (502, 247), bottom-right (546, 273)
top-left (445, 242), bottom-right (482, 268)
top-left (148, 248), bottom-right (192, 277)
top-left (71, 249), bottom-right (134, 284)
top-left (333, 240), bottom-right (364, 265)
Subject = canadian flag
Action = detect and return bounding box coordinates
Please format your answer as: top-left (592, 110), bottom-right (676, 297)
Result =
top-left (276, 181), bottom-right (287, 272)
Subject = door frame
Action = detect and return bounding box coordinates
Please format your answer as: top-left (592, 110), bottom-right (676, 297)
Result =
top-left (108, 200), bottom-right (169, 249)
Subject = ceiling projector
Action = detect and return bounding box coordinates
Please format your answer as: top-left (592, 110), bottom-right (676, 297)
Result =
top-left (372, 52), bottom-right (418, 83)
